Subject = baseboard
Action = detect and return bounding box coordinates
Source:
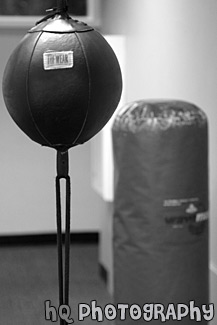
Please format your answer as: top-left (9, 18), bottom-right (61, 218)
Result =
top-left (0, 232), bottom-right (99, 246)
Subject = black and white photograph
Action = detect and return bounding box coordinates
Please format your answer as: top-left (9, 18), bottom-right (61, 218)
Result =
top-left (0, 0), bottom-right (216, 324)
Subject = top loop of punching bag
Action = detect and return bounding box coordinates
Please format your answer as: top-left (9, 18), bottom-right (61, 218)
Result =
top-left (2, 4), bottom-right (122, 151)
top-left (36, 0), bottom-right (71, 26)
top-left (56, 0), bottom-right (68, 12)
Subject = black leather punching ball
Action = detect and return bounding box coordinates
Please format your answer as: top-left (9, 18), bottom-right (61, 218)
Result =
top-left (2, 4), bottom-right (122, 150)
top-left (112, 100), bottom-right (209, 325)
top-left (2, 2), bottom-right (122, 322)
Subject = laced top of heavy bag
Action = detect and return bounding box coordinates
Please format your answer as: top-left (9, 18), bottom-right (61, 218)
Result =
top-left (2, 1), bottom-right (122, 151)
top-left (113, 100), bottom-right (207, 133)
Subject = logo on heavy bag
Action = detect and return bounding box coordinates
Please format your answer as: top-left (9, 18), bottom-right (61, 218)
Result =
top-left (163, 198), bottom-right (208, 235)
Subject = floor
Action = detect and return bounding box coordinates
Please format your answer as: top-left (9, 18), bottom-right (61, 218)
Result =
top-left (0, 242), bottom-right (113, 324)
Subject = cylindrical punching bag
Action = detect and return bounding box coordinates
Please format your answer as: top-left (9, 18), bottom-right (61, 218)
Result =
top-left (112, 100), bottom-right (209, 324)
top-left (2, 9), bottom-right (122, 150)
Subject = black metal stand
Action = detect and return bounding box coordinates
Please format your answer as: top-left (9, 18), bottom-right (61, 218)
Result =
top-left (56, 150), bottom-right (71, 325)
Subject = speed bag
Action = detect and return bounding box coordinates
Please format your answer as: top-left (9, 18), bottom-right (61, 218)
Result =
top-left (112, 100), bottom-right (209, 325)
top-left (2, 14), bottom-right (122, 150)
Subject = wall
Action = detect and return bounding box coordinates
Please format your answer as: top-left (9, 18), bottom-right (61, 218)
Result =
top-left (100, 0), bottom-right (217, 318)
top-left (0, 27), bottom-right (106, 234)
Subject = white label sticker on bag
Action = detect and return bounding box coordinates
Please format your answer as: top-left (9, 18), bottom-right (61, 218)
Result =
top-left (43, 51), bottom-right (74, 70)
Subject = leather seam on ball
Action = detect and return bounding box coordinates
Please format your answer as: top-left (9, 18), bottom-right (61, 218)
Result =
top-left (26, 31), bottom-right (53, 147)
top-left (71, 32), bottom-right (91, 145)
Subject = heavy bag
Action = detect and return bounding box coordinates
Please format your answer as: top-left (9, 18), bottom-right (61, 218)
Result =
top-left (112, 100), bottom-right (209, 324)
top-left (2, 12), bottom-right (122, 150)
